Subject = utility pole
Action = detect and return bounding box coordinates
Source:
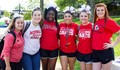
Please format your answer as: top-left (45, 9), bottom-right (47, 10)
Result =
top-left (40, 0), bottom-right (44, 12)
top-left (87, 0), bottom-right (95, 22)
top-left (40, 0), bottom-right (44, 17)
top-left (19, 4), bottom-right (21, 14)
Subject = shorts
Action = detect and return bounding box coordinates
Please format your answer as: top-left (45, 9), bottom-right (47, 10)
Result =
top-left (59, 50), bottom-right (76, 57)
top-left (92, 48), bottom-right (114, 64)
top-left (76, 51), bottom-right (92, 64)
top-left (40, 48), bottom-right (59, 59)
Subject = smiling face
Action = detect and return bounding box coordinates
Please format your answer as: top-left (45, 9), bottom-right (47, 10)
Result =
top-left (46, 10), bottom-right (55, 21)
top-left (96, 6), bottom-right (105, 19)
top-left (79, 12), bottom-right (89, 25)
top-left (64, 13), bottom-right (72, 24)
top-left (15, 18), bottom-right (24, 31)
top-left (32, 10), bottom-right (42, 24)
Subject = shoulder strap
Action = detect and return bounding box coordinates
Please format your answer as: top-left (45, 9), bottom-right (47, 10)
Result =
top-left (8, 31), bottom-right (16, 44)
top-left (22, 21), bottom-right (31, 36)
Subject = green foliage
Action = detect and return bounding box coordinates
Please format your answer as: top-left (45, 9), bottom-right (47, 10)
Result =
top-left (72, 18), bottom-right (81, 24)
top-left (112, 34), bottom-right (120, 57)
top-left (23, 11), bottom-right (32, 20)
top-left (27, 0), bottom-right (40, 10)
top-left (112, 16), bottom-right (120, 57)
top-left (55, 0), bottom-right (85, 11)
top-left (94, 0), bottom-right (113, 4)
top-left (112, 16), bottom-right (120, 25)
top-left (4, 11), bottom-right (10, 17)
top-left (108, 6), bottom-right (120, 15)
top-left (14, 5), bottom-right (26, 10)
top-left (75, 61), bottom-right (80, 70)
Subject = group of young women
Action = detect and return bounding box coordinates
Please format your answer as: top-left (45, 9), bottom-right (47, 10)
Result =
top-left (0, 2), bottom-right (120, 70)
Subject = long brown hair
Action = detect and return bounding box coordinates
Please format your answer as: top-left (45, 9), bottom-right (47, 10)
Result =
top-left (32, 7), bottom-right (43, 28)
top-left (7, 16), bottom-right (23, 31)
top-left (94, 3), bottom-right (110, 25)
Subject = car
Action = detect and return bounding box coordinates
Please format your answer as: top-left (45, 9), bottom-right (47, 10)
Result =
top-left (0, 21), bottom-right (8, 41)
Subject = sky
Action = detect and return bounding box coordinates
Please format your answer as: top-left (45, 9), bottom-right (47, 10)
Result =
top-left (0, 0), bottom-right (56, 12)
top-left (0, 0), bottom-right (24, 12)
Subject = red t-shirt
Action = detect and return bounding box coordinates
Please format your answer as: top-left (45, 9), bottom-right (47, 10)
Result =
top-left (59, 22), bottom-right (78, 53)
top-left (77, 23), bottom-right (93, 54)
top-left (92, 18), bottom-right (120, 50)
top-left (40, 20), bottom-right (59, 50)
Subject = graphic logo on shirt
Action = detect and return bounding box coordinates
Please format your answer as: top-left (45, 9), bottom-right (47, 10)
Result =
top-left (59, 27), bottom-right (74, 36)
top-left (95, 25), bottom-right (99, 31)
top-left (78, 29), bottom-right (91, 38)
top-left (30, 30), bottom-right (42, 39)
top-left (42, 24), bottom-right (57, 31)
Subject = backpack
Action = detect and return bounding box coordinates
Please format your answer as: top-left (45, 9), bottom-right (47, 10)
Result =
top-left (22, 21), bottom-right (31, 36)
top-left (0, 31), bottom-right (16, 54)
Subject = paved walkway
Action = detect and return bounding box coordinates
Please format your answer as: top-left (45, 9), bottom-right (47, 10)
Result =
top-left (40, 61), bottom-right (62, 70)
top-left (55, 61), bottom-right (61, 70)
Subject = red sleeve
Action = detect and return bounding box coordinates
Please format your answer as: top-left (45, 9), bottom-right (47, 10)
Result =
top-left (2, 34), bottom-right (14, 57)
top-left (106, 19), bottom-right (120, 33)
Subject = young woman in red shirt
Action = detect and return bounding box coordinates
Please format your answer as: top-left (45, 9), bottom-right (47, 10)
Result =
top-left (1, 16), bottom-right (24, 70)
top-left (40, 7), bottom-right (59, 70)
top-left (59, 11), bottom-right (78, 70)
top-left (92, 3), bottom-right (120, 70)
top-left (76, 5), bottom-right (92, 70)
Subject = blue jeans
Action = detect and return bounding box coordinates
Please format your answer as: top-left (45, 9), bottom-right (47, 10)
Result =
top-left (22, 51), bottom-right (40, 70)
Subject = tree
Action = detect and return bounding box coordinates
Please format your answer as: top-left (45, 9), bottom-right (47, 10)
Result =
top-left (4, 11), bottom-right (10, 17)
top-left (94, 0), bottom-right (113, 4)
top-left (55, 0), bottom-right (85, 11)
top-left (86, 0), bottom-right (118, 21)
top-left (40, 0), bottom-right (44, 12)
top-left (23, 11), bottom-right (32, 20)
top-left (40, 0), bottom-right (44, 17)
top-left (15, 5), bottom-right (26, 10)
top-left (27, 0), bottom-right (40, 10)
top-left (86, 0), bottom-right (95, 22)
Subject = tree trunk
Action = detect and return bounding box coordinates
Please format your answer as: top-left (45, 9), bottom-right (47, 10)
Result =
top-left (40, 0), bottom-right (44, 17)
top-left (86, 0), bottom-right (95, 22)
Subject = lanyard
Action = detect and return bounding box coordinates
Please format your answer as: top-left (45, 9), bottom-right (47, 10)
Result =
top-left (65, 24), bottom-right (71, 47)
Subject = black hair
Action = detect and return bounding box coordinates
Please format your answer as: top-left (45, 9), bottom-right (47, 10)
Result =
top-left (44, 7), bottom-right (58, 27)
top-left (32, 7), bottom-right (43, 28)
top-left (64, 11), bottom-right (73, 15)
top-left (79, 10), bottom-right (91, 18)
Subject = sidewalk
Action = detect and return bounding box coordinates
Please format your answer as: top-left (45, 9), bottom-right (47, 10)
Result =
top-left (55, 61), bottom-right (61, 70)
top-left (40, 61), bottom-right (62, 70)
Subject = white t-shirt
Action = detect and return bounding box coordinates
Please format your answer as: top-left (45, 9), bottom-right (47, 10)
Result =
top-left (23, 21), bottom-right (42, 55)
